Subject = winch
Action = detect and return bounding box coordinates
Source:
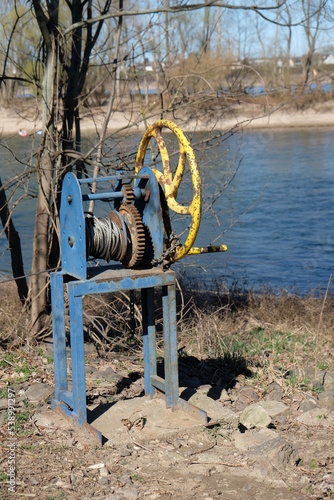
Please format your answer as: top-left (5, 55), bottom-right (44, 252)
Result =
top-left (50, 120), bottom-right (227, 443)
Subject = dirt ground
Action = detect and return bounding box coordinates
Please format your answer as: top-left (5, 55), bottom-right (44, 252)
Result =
top-left (1, 336), bottom-right (334, 500)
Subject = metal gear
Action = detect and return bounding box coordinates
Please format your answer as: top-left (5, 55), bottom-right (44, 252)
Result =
top-left (119, 203), bottom-right (146, 268)
top-left (122, 183), bottom-right (134, 204)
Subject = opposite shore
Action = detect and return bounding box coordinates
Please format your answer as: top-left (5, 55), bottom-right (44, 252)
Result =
top-left (1, 100), bottom-right (334, 137)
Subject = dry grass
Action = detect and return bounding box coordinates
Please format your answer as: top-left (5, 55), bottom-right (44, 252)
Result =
top-left (175, 288), bottom-right (334, 393)
top-left (0, 280), bottom-right (333, 389)
top-left (0, 278), bottom-right (28, 346)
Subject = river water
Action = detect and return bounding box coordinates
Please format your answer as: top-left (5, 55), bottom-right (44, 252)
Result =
top-left (0, 128), bottom-right (333, 295)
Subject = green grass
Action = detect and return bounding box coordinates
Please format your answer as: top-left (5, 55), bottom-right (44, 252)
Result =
top-left (0, 353), bottom-right (37, 382)
top-left (310, 458), bottom-right (318, 471)
top-left (37, 348), bottom-right (53, 364)
top-left (0, 353), bottom-right (18, 367)
top-left (317, 360), bottom-right (329, 371)
top-left (0, 472), bottom-right (9, 482)
top-left (203, 421), bottom-right (225, 439)
top-left (217, 327), bottom-right (315, 368)
top-left (0, 387), bottom-right (8, 399)
top-left (130, 472), bottom-right (146, 483)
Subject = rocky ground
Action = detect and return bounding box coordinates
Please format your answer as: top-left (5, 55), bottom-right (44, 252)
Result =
top-left (1, 338), bottom-right (334, 500)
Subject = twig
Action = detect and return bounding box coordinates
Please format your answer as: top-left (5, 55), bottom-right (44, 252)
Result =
top-left (189, 460), bottom-right (246, 467)
top-left (190, 440), bottom-right (217, 455)
top-left (126, 430), bottom-right (152, 453)
top-left (31, 418), bottom-right (43, 436)
top-left (2, 358), bottom-right (15, 367)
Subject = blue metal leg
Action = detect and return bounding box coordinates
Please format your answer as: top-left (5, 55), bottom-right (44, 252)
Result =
top-left (141, 287), bottom-right (156, 397)
top-left (50, 272), bottom-right (68, 403)
top-left (68, 283), bottom-right (87, 421)
top-left (162, 284), bottom-right (179, 409)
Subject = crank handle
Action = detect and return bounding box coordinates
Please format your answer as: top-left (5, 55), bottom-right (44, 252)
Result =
top-left (187, 244), bottom-right (227, 256)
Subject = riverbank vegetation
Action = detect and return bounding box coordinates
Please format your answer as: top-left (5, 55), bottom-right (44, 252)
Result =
top-left (1, 278), bottom-right (333, 383)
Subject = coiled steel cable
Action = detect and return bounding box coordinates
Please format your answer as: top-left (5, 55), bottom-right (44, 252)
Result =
top-left (86, 216), bottom-right (123, 262)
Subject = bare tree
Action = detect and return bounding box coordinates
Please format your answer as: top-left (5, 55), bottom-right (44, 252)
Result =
top-left (302, 0), bottom-right (327, 84)
top-left (0, 0), bottom-right (314, 337)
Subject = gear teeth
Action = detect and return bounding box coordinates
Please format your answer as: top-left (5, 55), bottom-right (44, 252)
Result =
top-left (119, 203), bottom-right (146, 268)
top-left (122, 183), bottom-right (134, 204)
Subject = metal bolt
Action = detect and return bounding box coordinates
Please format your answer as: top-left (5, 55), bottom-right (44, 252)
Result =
top-left (68, 194), bottom-right (73, 204)
top-left (68, 236), bottom-right (74, 247)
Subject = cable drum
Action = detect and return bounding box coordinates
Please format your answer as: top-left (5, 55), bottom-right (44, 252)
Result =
top-left (85, 216), bottom-right (123, 262)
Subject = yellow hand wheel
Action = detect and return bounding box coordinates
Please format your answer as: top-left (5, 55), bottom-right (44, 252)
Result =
top-left (135, 120), bottom-right (202, 261)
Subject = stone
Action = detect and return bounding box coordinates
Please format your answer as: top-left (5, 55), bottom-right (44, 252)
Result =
top-left (318, 473), bottom-right (334, 496)
top-left (324, 372), bottom-right (334, 391)
top-left (0, 411), bottom-right (6, 426)
top-left (235, 386), bottom-right (259, 411)
top-left (85, 364), bottom-right (98, 376)
top-left (120, 449), bottom-right (132, 457)
top-left (88, 462), bottom-right (105, 470)
top-left (319, 390), bottom-right (334, 400)
top-left (24, 383), bottom-right (53, 402)
top-left (239, 403), bottom-right (271, 429)
top-left (233, 428), bottom-right (278, 452)
top-left (296, 408), bottom-right (334, 427)
top-left (197, 384), bottom-right (212, 393)
top-left (319, 394), bottom-right (334, 410)
top-left (263, 382), bottom-right (282, 401)
top-left (248, 435), bottom-right (299, 469)
top-left (258, 400), bottom-right (290, 418)
top-left (116, 486), bottom-right (138, 500)
top-left (99, 467), bottom-right (109, 478)
top-left (219, 389), bottom-right (231, 402)
top-left (299, 400), bottom-right (319, 412)
top-left (188, 392), bottom-right (238, 426)
top-left (94, 367), bottom-right (120, 383)
top-left (303, 367), bottom-right (325, 385)
top-left (98, 477), bottom-right (109, 485)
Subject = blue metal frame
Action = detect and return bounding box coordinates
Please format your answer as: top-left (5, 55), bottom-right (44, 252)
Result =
top-left (51, 267), bottom-right (190, 443)
top-left (51, 171), bottom-right (207, 444)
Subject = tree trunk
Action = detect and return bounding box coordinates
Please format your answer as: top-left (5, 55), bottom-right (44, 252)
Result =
top-left (0, 178), bottom-right (28, 304)
top-left (30, 142), bottom-right (54, 332)
top-left (30, 25), bottom-right (56, 334)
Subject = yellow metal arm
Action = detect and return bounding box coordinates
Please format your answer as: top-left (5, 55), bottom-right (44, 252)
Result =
top-left (187, 245), bottom-right (228, 256)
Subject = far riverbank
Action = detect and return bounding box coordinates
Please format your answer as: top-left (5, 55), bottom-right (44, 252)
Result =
top-left (1, 100), bottom-right (334, 137)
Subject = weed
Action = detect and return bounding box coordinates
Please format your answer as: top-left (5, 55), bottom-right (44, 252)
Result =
top-left (0, 353), bottom-right (17, 367)
top-left (0, 353), bottom-right (36, 382)
top-left (310, 458), bottom-right (318, 471)
top-left (14, 363), bottom-right (36, 382)
top-left (38, 348), bottom-right (53, 364)
top-left (0, 387), bottom-right (8, 399)
top-left (130, 473), bottom-right (146, 483)
top-left (0, 472), bottom-right (9, 481)
top-left (204, 421), bottom-right (225, 439)
top-left (317, 360), bottom-right (329, 370)
top-left (288, 372), bottom-right (297, 387)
